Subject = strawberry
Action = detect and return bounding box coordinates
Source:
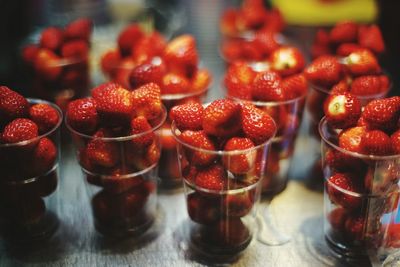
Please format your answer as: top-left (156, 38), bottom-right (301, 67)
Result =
top-left (304, 55), bottom-right (342, 87)
top-left (31, 137), bottom-right (57, 175)
top-left (328, 207), bottom-right (348, 232)
top-left (64, 18), bottom-right (93, 42)
top-left (391, 130), bottom-right (400, 154)
top-left (0, 86), bottom-right (29, 125)
top-left (338, 126), bottom-right (367, 153)
top-left (130, 33), bottom-right (167, 64)
top-left (221, 40), bottom-right (243, 62)
top-left (326, 172), bottom-right (363, 210)
top-left (241, 103), bottom-right (276, 144)
top-left (281, 73), bottom-right (308, 99)
top-left (263, 8), bottom-right (285, 33)
top-left (379, 74), bottom-right (390, 92)
top-left (161, 73), bottom-right (190, 95)
top-left (169, 102), bottom-right (204, 131)
top-left (253, 30), bottom-right (279, 57)
top-left (179, 130), bottom-right (216, 166)
top-left (117, 24), bottom-right (144, 56)
top-left (269, 47), bottom-right (305, 77)
top-left (252, 71), bottom-right (285, 101)
top-left (311, 29), bottom-right (331, 59)
top-left (112, 58), bottom-right (136, 88)
top-left (219, 8), bottom-right (239, 36)
top-left (202, 99), bottom-right (241, 138)
top-left (360, 130), bottom-right (392, 155)
top-left (331, 79), bottom-right (350, 94)
top-left (128, 57), bottom-right (166, 89)
top-left (66, 97), bottom-right (98, 134)
top-left (240, 40), bottom-right (263, 61)
top-left (223, 137), bottom-right (255, 174)
top-left (191, 68), bottom-right (212, 92)
top-left (314, 29), bottom-right (330, 46)
top-left (187, 192), bottom-right (221, 224)
top-left (126, 140), bottom-right (160, 170)
top-left (22, 45), bottom-right (39, 66)
top-left (201, 218), bottom-right (250, 248)
top-left (361, 97), bottom-right (400, 132)
top-left (224, 61), bottom-right (256, 100)
top-left (240, 0), bottom-right (267, 29)
top-left (224, 190), bottom-right (254, 217)
top-left (344, 215), bottom-right (365, 241)
top-left (102, 173), bottom-right (144, 194)
top-left (61, 40), bottom-right (89, 59)
top-left (131, 82), bottom-right (163, 120)
top-left (336, 43), bottom-right (362, 57)
top-left (130, 116), bottom-right (155, 149)
top-left (345, 49), bottom-right (380, 76)
top-left (358, 25), bottom-right (385, 54)
top-left (93, 83), bottom-right (133, 126)
top-left (325, 149), bottom-right (365, 172)
top-left (86, 128), bottom-right (119, 168)
top-left (29, 103), bottom-right (60, 134)
top-left (100, 49), bottom-right (121, 77)
top-left (329, 21), bottom-right (358, 44)
top-left (39, 27), bottom-right (64, 51)
top-left (34, 49), bottom-right (63, 81)
top-left (350, 75), bottom-right (382, 96)
top-left (2, 118), bottom-right (38, 144)
top-left (323, 92), bottom-right (361, 129)
top-left (195, 164), bottom-right (227, 191)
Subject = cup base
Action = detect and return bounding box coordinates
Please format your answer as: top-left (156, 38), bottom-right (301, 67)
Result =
top-left (325, 232), bottom-right (369, 261)
top-left (94, 215), bottom-right (155, 238)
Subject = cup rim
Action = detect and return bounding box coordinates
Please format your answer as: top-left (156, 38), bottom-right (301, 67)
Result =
top-left (65, 104), bottom-right (167, 141)
top-left (82, 161), bottom-right (157, 180)
top-left (0, 98), bottom-right (63, 148)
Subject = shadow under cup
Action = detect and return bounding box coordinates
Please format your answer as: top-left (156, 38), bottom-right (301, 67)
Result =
top-left (319, 118), bottom-right (400, 261)
top-left (0, 99), bottom-right (63, 243)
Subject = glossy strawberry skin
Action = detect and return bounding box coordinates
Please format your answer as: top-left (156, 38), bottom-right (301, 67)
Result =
top-left (66, 98), bottom-right (98, 135)
top-left (360, 130), bottom-right (392, 156)
top-left (169, 102), bottom-right (204, 131)
top-left (281, 73), bottom-right (308, 99)
top-left (195, 164), bottom-right (227, 191)
top-left (350, 75), bottom-right (382, 96)
top-left (187, 192), bottom-right (221, 224)
top-left (328, 207), bottom-right (348, 232)
top-left (358, 25), bottom-right (385, 54)
top-left (345, 49), bottom-right (380, 76)
top-left (361, 96), bottom-right (400, 132)
top-left (344, 215), bottom-right (366, 241)
top-left (2, 118), bottom-right (38, 144)
top-left (179, 130), bottom-right (216, 166)
top-left (39, 27), bottom-right (64, 51)
top-left (117, 24), bottom-right (144, 56)
top-left (241, 103), bottom-right (276, 145)
top-left (338, 126), bottom-right (367, 153)
top-left (161, 73), bottom-right (190, 95)
top-left (326, 173), bottom-right (363, 210)
top-left (223, 137), bottom-right (255, 174)
top-left (224, 61), bottom-right (256, 100)
top-left (130, 116), bottom-right (155, 149)
top-left (61, 40), bottom-right (89, 59)
top-left (128, 57), bottom-right (166, 89)
top-left (64, 18), bottom-right (93, 42)
top-left (323, 92), bottom-right (362, 129)
top-left (223, 190), bottom-right (254, 217)
top-left (34, 49), bottom-right (63, 81)
top-left (391, 130), bottom-right (400, 154)
top-left (131, 83), bottom-right (163, 121)
top-left (0, 86), bottom-right (29, 126)
top-left (252, 71), bottom-right (285, 101)
top-left (31, 137), bottom-right (57, 176)
top-left (304, 55), bottom-right (342, 87)
top-left (29, 103), bottom-right (60, 134)
top-left (329, 21), bottom-right (358, 44)
top-left (85, 129), bottom-right (120, 169)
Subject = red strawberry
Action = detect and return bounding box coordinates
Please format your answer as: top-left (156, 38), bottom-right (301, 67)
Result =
top-left (117, 24), bottom-right (144, 56)
top-left (391, 130), bottom-right (400, 154)
top-left (262, 8), bottom-right (285, 33)
top-left (130, 32), bottom-right (167, 64)
top-left (126, 140), bottom-right (160, 170)
top-left (161, 73), bottom-right (190, 95)
top-left (281, 73), bottom-right (308, 99)
top-left (358, 25), bottom-right (385, 54)
top-left (336, 43), bottom-right (362, 57)
top-left (344, 215), bottom-right (365, 241)
top-left (219, 8), bottom-right (239, 36)
top-left (329, 21), bottom-right (358, 44)
top-left (252, 71), bottom-right (285, 101)
top-left (34, 49), bottom-right (63, 81)
top-left (0, 86), bottom-right (29, 125)
top-left (224, 61), bottom-right (256, 100)
top-left (350, 75), bottom-right (382, 96)
top-left (221, 40), bottom-right (242, 62)
top-left (128, 57), bottom-right (166, 89)
top-left (39, 27), bottom-right (64, 51)
top-left (86, 128), bottom-right (119, 168)
top-left (130, 116), bottom-right (155, 149)
top-left (201, 218), bottom-right (250, 248)
top-left (338, 126), bottom-right (367, 153)
top-left (304, 55), bottom-right (342, 87)
top-left (224, 190), bottom-right (254, 217)
top-left (331, 79), bottom-right (350, 94)
top-left (61, 40), bottom-right (89, 59)
top-left (253, 30), bottom-right (280, 57)
top-left (328, 207), bottom-right (348, 232)
top-left (360, 130), bottom-right (392, 155)
top-left (179, 130), bottom-right (216, 166)
top-left (345, 49), bottom-right (380, 76)
top-left (314, 29), bottom-right (330, 46)
top-left (323, 92), bottom-right (361, 129)
top-left (29, 103), bottom-right (60, 134)
top-left (93, 83), bottom-right (133, 126)
top-left (195, 164), bottom-right (227, 191)
top-left (361, 96), bottom-right (400, 132)
top-left (131, 82), bottom-right (163, 120)
top-left (100, 49), bottom-right (121, 76)
top-left (64, 18), bottom-right (93, 42)
top-left (326, 172), bottom-right (363, 210)
top-left (325, 149), bottom-right (365, 172)
top-left (379, 74), bottom-right (390, 93)
top-left (102, 174), bottom-right (144, 194)
top-left (240, 0), bottom-right (268, 29)
top-left (241, 39), bottom-right (263, 61)
top-left (311, 29), bottom-right (331, 58)
top-left (66, 98), bottom-right (98, 134)
top-left (169, 102), bottom-right (204, 131)
top-left (112, 58), bottom-right (136, 88)
top-left (191, 68), bottom-right (212, 93)
top-left (223, 137), bottom-right (255, 174)
top-left (241, 103), bottom-right (276, 144)
top-left (202, 99), bottom-right (241, 138)
top-left (32, 137), bottom-right (57, 175)
top-left (2, 118), bottom-right (38, 144)
top-left (269, 46), bottom-right (305, 77)
top-left (187, 192), bottom-right (221, 224)
top-left (22, 45), bottom-right (39, 66)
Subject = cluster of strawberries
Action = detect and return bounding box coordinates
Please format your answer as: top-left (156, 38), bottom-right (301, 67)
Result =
top-left (0, 86), bottom-right (60, 226)
top-left (22, 19), bottom-right (92, 101)
top-left (220, 0), bottom-right (285, 62)
top-left (323, 93), bottom-right (400, 242)
top-left (311, 21), bottom-right (385, 59)
top-left (101, 24), bottom-right (211, 96)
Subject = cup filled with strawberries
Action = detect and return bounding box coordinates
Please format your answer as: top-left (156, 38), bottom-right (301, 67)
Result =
top-left (22, 18), bottom-right (93, 111)
top-left (171, 99), bottom-right (276, 258)
top-left (66, 82), bottom-right (166, 237)
top-left (320, 93), bottom-right (400, 260)
top-left (224, 45), bottom-right (306, 196)
top-left (0, 86), bottom-right (63, 242)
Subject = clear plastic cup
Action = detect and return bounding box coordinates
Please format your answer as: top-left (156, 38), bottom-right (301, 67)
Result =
top-left (0, 99), bottom-right (62, 242)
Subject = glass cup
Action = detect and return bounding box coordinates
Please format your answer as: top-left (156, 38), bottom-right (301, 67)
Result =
top-left (171, 121), bottom-right (275, 259)
top-left (0, 99), bottom-right (62, 243)
top-left (320, 117), bottom-right (400, 260)
top-left (66, 106), bottom-right (166, 237)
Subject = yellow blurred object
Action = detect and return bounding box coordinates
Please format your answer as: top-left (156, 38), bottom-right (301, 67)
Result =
top-left (271, 0), bottom-right (378, 26)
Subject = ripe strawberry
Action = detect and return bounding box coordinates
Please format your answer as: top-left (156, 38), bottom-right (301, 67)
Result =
top-left (191, 68), bottom-right (212, 92)
top-left (281, 73), bottom-right (308, 99)
top-left (2, 118), bottom-right (38, 144)
top-left (304, 55), bottom-right (342, 87)
top-left (161, 73), bottom-right (190, 95)
top-left (61, 40), bottom-right (89, 59)
top-left (131, 83), bottom-right (163, 120)
top-left (325, 149), bottom-right (365, 172)
top-left (361, 97), bottom-right (400, 132)
top-left (128, 57), bottom-right (166, 89)
top-left (241, 103), bottom-right (276, 144)
top-left (328, 207), bottom-right (348, 232)
top-left (64, 18), bottom-right (93, 42)
top-left (179, 130), bottom-right (216, 166)
top-left (253, 30), bottom-right (279, 57)
top-left (219, 8), bottom-right (239, 36)
top-left (240, 0), bottom-right (267, 29)
top-left (66, 97), bottom-right (98, 134)
top-left (345, 49), bottom-right (380, 76)
top-left (169, 102), bottom-right (204, 131)
top-left (86, 128), bottom-right (119, 168)
top-left (29, 103), bottom-right (60, 134)
top-left (344, 215), bottom-right (365, 241)
top-left (195, 164), bottom-right (227, 191)
top-left (31, 137), bottom-right (57, 175)
top-left (39, 27), bottom-right (64, 51)
top-left (112, 58), bottom-right (136, 88)
top-left (187, 192), bottom-right (221, 224)
top-left (224, 190), bottom-right (254, 217)
top-left (269, 47), bottom-right (305, 77)
top-left (202, 99), bottom-right (241, 138)
top-left (263, 8), bottom-right (285, 32)
top-left (338, 126), bottom-right (367, 153)
top-left (326, 172), bottom-right (363, 210)
top-left (391, 130), bottom-right (400, 154)
top-left (311, 29), bottom-right (331, 58)
top-left (314, 29), bottom-right (330, 46)
top-left (360, 130), bottom-right (392, 155)
top-left (102, 173), bottom-right (144, 194)
top-left (130, 116), bottom-right (155, 149)
top-left (358, 25), bottom-right (385, 54)
top-left (329, 21), bottom-right (358, 44)
top-left (93, 83), bottom-right (133, 126)
top-left (241, 40), bottom-right (263, 61)
top-left (131, 32), bottom-right (167, 64)
top-left (0, 86), bottom-right (29, 125)
top-left (224, 61), bottom-right (256, 100)
top-left (117, 24), bottom-right (144, 56)
top-left (22, 45), bottom-right (39, 66)
top-left (379, 74), bottom-right (390, 92)
top-left (223, 137), bottom-right (255, 174)
top-left (34, 49), bottom-right (63, 81)
top-left (323, 92), bottom-right (361, 129)
top-left (331, 79), bottom-right (350, 94)
top-left (350, 75), bottom-right (382, 96)
top-left (252, 71), bottom-right (285, 101)
top-left (126, 140), bottom-right (160, 170)
top-left (100, 49), bottom-right (121, 77)
top-left (336, 43), bottom-right (362, 57)
top-left (201, 218), bottom-right (250, 247)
